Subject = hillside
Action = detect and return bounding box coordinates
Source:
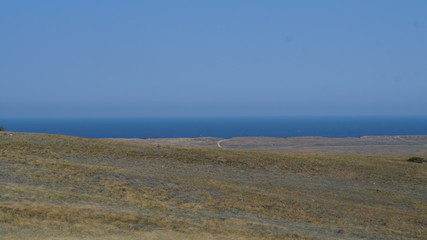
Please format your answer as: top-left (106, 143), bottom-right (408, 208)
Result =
top-left (1, 132), bottom-right (426, 239)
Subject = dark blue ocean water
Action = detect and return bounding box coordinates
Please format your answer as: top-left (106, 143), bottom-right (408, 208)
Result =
top-left (0, 117), bottom-right (426, 138)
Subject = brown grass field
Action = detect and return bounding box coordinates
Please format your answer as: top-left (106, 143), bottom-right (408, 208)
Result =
top-left (1, 132), bottom-right (426, 239)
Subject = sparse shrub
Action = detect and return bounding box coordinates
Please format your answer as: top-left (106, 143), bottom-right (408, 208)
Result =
top-left (406, 157), bottom-right (426, 163)
top-left (0, 126), bottom-right (4, 131)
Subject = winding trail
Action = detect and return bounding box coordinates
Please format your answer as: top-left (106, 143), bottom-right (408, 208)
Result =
top-left (217, 139), bottom-right (228, 149)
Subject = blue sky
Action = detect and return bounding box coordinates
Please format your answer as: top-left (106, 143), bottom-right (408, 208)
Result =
top-left (1, 1), bottom-right (426, 117)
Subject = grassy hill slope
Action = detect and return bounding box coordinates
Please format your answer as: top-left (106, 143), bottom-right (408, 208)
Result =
top-left (0, 132), bottom-right (426, 239)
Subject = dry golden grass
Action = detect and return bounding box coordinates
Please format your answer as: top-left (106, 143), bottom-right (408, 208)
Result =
top-left (0, 132), bottom-right (426, 239)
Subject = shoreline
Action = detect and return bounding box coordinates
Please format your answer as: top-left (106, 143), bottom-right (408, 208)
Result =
top-left (3, 131), bottom-right (427, 155)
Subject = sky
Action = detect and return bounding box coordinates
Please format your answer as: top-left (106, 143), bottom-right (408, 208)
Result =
top-left (1, 0), bottom-right (427, 118)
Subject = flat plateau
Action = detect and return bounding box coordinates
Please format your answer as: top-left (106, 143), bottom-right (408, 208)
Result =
top-left (106, 135), bottom-right (427, 155)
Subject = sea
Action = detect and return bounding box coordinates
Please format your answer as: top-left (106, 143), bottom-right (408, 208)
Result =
top-left (0, 116), bottom-right (426, 139)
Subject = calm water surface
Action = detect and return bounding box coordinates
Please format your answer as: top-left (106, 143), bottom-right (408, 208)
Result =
top-left (0, 117), bottom-right (426, 138)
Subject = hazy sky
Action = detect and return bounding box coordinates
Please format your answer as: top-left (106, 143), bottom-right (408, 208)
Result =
top-left (1, 1), bottom-right (426, 118)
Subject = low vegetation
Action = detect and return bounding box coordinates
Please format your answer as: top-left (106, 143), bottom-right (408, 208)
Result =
top-left (0, 132), bottom-right (426, 239)
top-left (407, 156), bottom-right (426, 163)
top-left (0, 126), bottom-right (4, 131)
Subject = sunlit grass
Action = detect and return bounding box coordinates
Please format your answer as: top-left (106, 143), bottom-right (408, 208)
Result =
top-left (0, 132), bottom-right (426, 239)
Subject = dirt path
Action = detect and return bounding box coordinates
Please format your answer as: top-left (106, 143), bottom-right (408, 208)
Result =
top-left (217, 139), bottom-right (228, 148)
